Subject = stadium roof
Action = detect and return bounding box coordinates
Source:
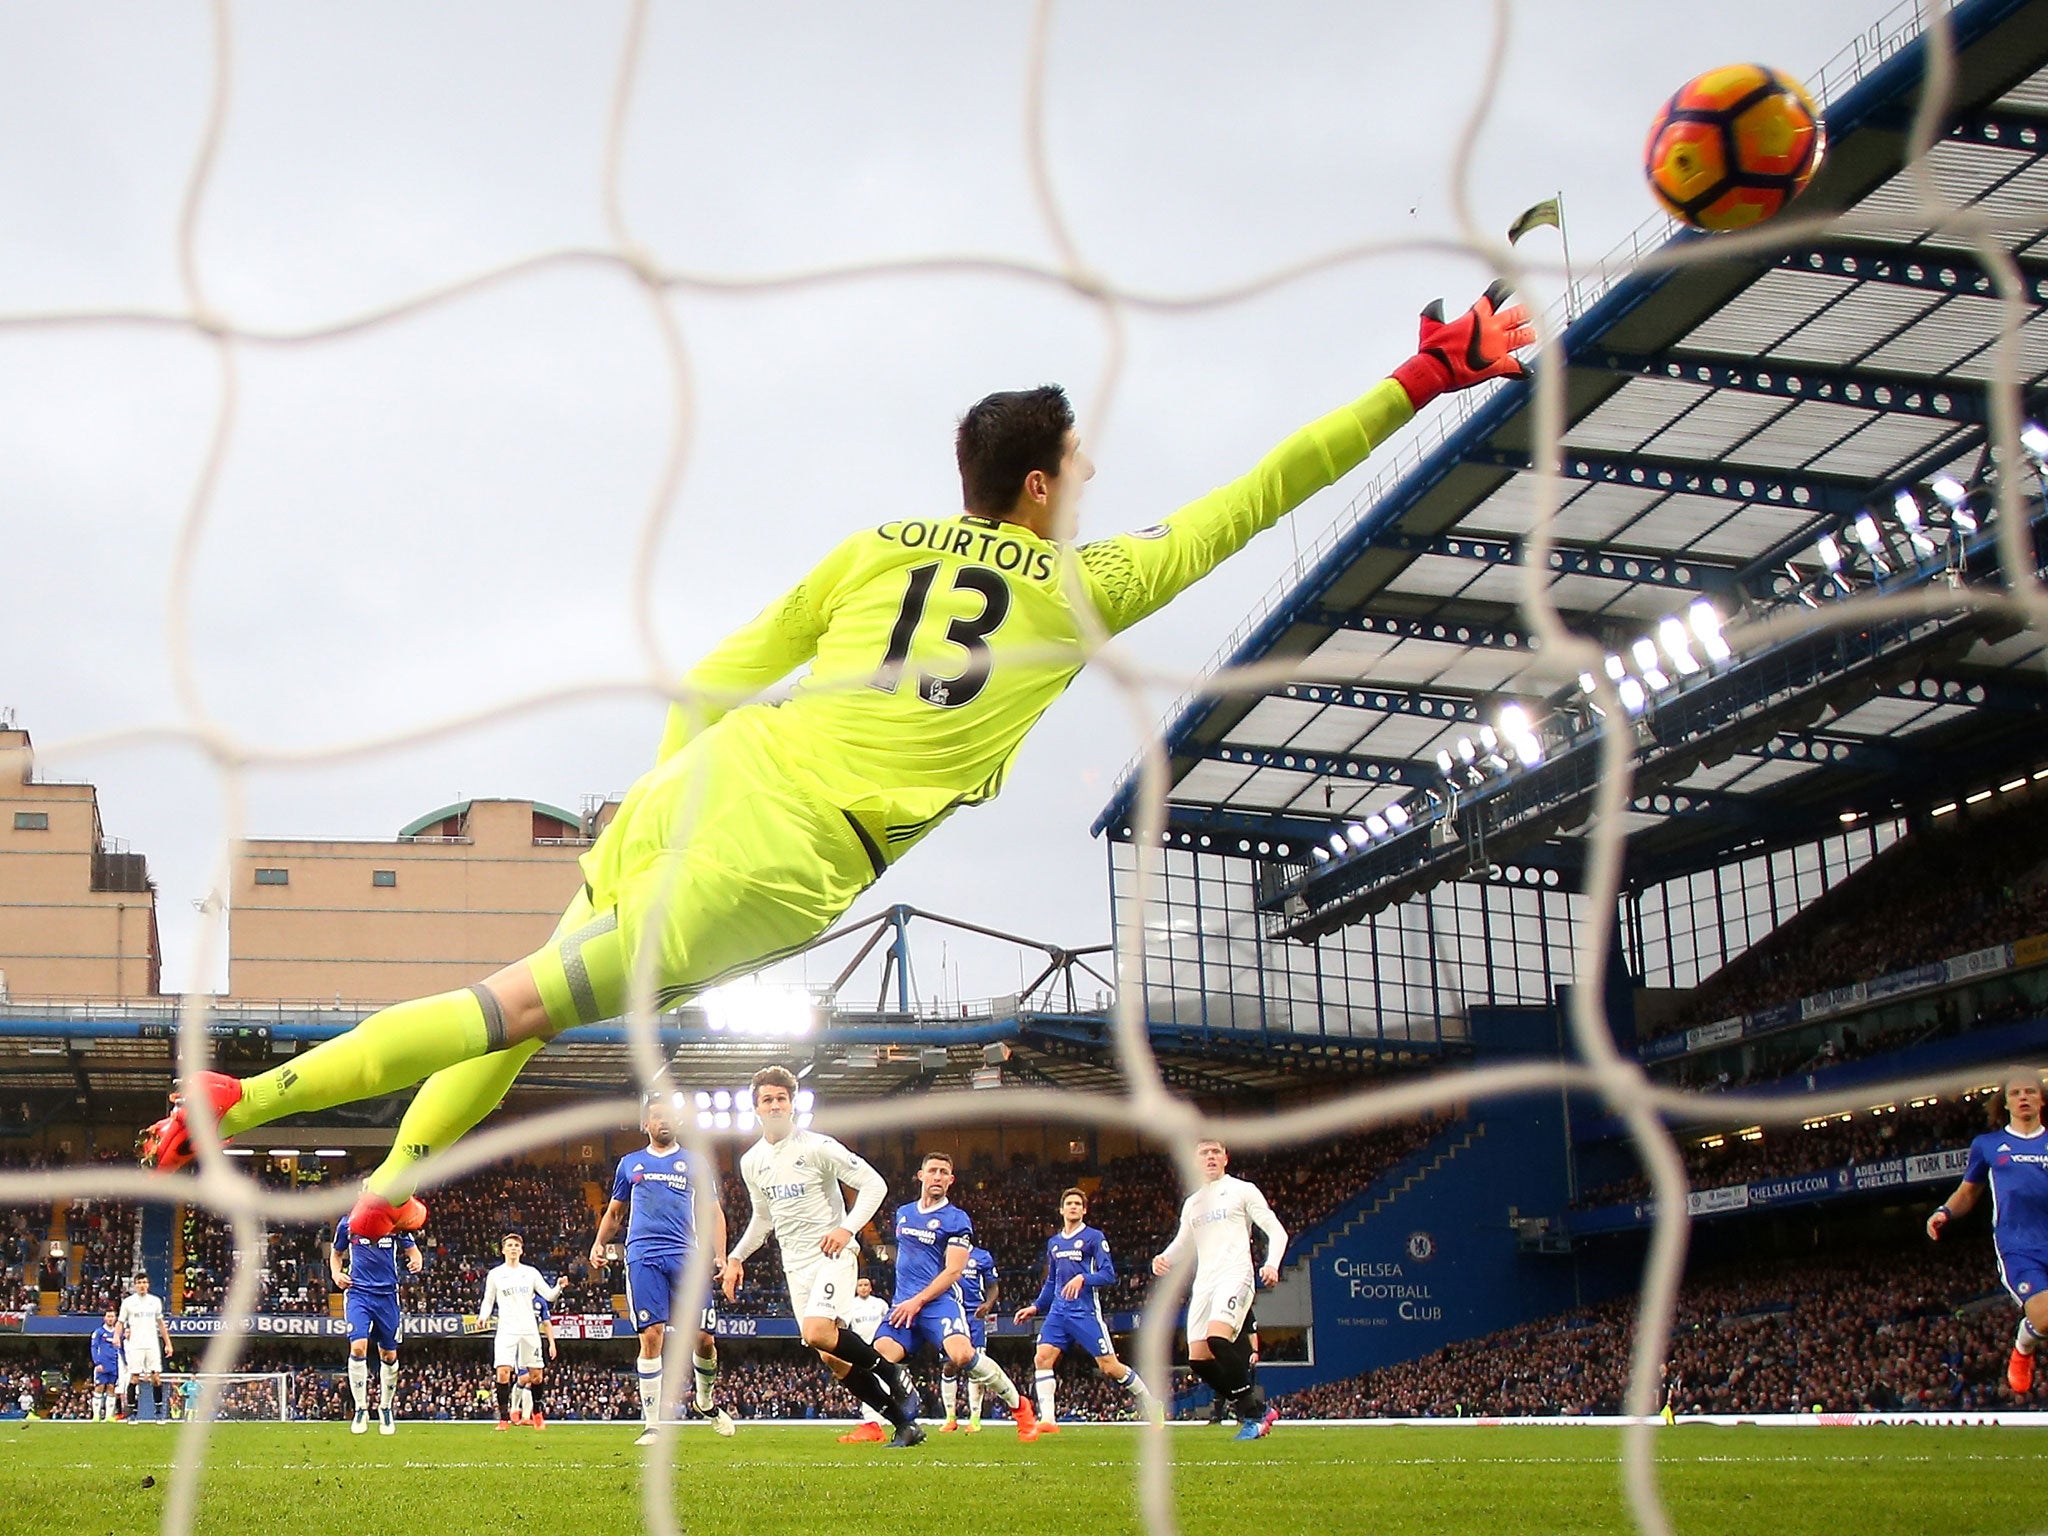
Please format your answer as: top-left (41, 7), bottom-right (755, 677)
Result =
top-left (1095, 0), bottom-right (2048, 941)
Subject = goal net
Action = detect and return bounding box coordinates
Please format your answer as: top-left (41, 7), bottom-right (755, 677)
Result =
top-left (157, 1373), bottom-right (293, 1424)
top-left (0, 2), bottom-right (2041, 1536)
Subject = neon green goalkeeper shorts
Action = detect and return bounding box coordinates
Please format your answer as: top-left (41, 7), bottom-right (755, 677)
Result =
top-left (528, 709), bottom-right (880, 1034)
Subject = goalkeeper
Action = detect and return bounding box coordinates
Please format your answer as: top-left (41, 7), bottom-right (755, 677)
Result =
top-left (139, 286), bottom-right (1531, 1236)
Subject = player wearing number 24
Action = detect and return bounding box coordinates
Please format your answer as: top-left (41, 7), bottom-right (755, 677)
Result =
top-left (140, 287), bottom-right (1532, 1239)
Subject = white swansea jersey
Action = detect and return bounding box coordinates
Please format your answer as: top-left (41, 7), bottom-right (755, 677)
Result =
top-left (844, 1292), bottom-right (889, 1343)
top-left (1166, 1174), bottom-right (1288, 1280)
top-left (736, 1129), bottom-right (887, 1261)
top-left (479, 1262), bottom-right (558, 1338)
top-left (118, 1291), bottom-right (164, 1341)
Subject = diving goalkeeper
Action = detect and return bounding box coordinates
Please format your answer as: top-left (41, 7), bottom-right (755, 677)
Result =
top-left (139, 286), bottom-right (1531, 1236)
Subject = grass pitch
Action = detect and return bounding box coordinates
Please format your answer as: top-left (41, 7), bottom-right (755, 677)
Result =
top-left (4, 1420), bottom-right (2041, 1536)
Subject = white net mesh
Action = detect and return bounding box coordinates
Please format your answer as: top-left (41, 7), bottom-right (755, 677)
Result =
top-left (157, 1372), bottom-right (292, 1423)
top-left (0, 1), bottom-right (2043, 1533)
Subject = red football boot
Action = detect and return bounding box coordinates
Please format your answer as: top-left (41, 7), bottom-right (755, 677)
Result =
top-left (2009, 1347), bottom-right (2035, 1395)
top-left (1013, 1397), bottom-right (1040, 1442)
top-left (494, 1419), bottom-right (511, 1431)
top-left (530, 1414), bottom-right (545, 1431)
top-left (837, 1421), bottom-right (888, 1443)
top-left (136, 1072), bottom-right (245, 1172)
top-left (346, 1191), bottom-right (430, 1240)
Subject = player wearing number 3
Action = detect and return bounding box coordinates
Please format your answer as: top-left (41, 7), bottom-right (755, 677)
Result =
top-left (137, 288), bottom-right (1533, 1242)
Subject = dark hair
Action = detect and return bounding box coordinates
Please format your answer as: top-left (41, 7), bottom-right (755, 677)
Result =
top-left (920, 1151), bottom-right (954, 1171)
top-left (955, 386), bottom-right (1073, 515)
top-left (752, 1065), bottom-right (800, 1105)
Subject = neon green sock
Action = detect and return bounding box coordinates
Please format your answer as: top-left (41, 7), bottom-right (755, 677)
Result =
top-left (363, 1037), bottom-right (544, 1202)
top-left (219, 987), bottom-right (499, 1137)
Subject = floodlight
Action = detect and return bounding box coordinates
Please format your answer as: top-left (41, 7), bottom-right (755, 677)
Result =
top-left (1311, 846), bottom-right (1329, 863)
top-left (1816, 533), bottom-right (1842, 572)
top-left (1385, 802), bottom-right (1410, 828)
top-left (1604, 653), bottom-right (1627, 681)
top-left (712, 1090), bottom-right (730, 1110)
top-left (1435, 749), bottom-right (1454, 775)
top-left (1478, 725), bottom-right (1499, 752)
top-left (1631, 637), bottom-right (1670, 691)
top-left (796, 1089), bottom-right (814, 1111)
top-left (1657, 617), bottom-right (1700, 676)
top-left (2022, 421), bottom-right (2048, 461)
top-left (1578, 672), bottom-right (1599, 695)
top-left (699, 980), bottom-right (819, 1038)
top-left (1930, 473), bottom-right (1967, 508)
top-left (694, 1091), bottom-right (711, 1109)
top-left (1686, 600), bottom-right (1732, 662)
top-left (1455, 736), bottom-right (1477, 764)
top-left (1499, 703), bottom-right (1531, 737)
top-left (1331, 832), bottom-right (1351, 854)
top-left (1366, 814), bottom-right (1388, 838)
top-left (1892, 489), bottom-right (1922, 529)
top-left (1511, 733), bottom-right (1544, 767)
top-left (1852, 513), bottom-right (1883, 552)
top-left (1618, 677), bottom-right (1647, 713)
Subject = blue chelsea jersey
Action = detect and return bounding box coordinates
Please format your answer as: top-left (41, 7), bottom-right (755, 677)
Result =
top-left (1034, 1223), bottom-right (1115, 1313)
top-left (612, 1144), bottom-right (704, 1259)
top-left (891, 1200), bottom-right (973, 1303)
top-left (332, 1220), bottom-right (417, 1298)
top-left (958, 1246), bottom-right (997, 1311)
top-left (1967, 1125), bottom-right (2048, 1251)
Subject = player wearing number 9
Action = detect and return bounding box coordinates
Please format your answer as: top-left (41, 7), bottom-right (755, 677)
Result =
top-left (140, 288), bottom-right (1532, 1242)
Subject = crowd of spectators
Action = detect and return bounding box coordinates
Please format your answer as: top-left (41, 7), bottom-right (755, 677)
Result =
top-left (159, 1121), bottom-right (1444, 1323)
top-left (1650, 794), bottom-right (2048, 1044)
top-left (1283, 1233), bottom-right (2020, 1417)
top-left (1573, 1092), bottom-right (1995, 1210)
top-left (23, 1335), bottom-right (1152, 1424)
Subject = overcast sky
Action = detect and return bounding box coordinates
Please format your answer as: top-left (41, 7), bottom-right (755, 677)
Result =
top-left (0, 0), bottom-right (1888, 1003)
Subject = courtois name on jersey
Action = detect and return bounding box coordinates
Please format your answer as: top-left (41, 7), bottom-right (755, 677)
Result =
top-left (613, 1146), bottom-right (703, 1258)
top-left (646, 380), bottom-right (1415, 869)
top-left (890, 1200), bottom-right (973, 1303)
top-left (1968, 1125), bottom-right (2048, 1251)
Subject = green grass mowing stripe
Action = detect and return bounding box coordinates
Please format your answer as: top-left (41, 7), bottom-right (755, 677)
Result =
top-left (0, 1424), bottom-right (2042, 1536)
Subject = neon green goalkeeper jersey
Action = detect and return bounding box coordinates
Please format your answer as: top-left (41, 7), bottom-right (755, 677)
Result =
top-left (653, 377), bottom-right (1414, 868)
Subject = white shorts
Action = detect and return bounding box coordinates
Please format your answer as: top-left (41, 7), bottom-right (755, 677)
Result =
top-left (124, 1342), bottom-right (163, 1376)
top-left (784, 1248), bottom-right (858, 1322)
top-left (1187, 1269), bottom-right (1255, 1341)
top-left (493, 1333), bottom-right (544, 1371)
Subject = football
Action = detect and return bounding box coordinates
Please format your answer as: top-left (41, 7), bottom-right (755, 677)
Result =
top-left (1645, 63), bottom-right (1825, 230)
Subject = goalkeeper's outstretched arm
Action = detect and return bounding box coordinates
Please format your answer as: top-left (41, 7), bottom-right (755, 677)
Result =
top-left (1079, 284), bottom-right (1531, 635)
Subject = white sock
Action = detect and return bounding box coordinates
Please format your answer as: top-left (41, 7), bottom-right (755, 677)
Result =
top-left (513, 1386), bottom-right (530, 1416)
top-left (693, 1350), bottom-right (718, 1413)
top-left (941, 1371), bottom-right (959, 1419)
top-left (2019, 1319), bottom-right (2044, 1355)
top-left (1035, 1368), bottom-right (1056, 1421)
top-left (347, 1358), bottom-right (369, 1412)
top-left (636, 1359), bottom-right (662, 1424)
top-left (379, 1361), bottom-right (398, 1410)
top-left (860, 1403), bottom-right (887, 1425)
top-left (967, 1350), bottom-right (1019, 1409)
top-left (1117, 1365), bottom-right (1152, 1401)
top-left (967, 1379), bottom-right (984, 1421)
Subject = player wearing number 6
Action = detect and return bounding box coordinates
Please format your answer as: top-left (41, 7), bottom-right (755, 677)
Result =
top-left (1927, 1068), bottom-right (2048, 1395)
top-left (1153, 1139), bottom-right (1287, 1439)
top-left (135, 288), bottom-right (1532, 1243)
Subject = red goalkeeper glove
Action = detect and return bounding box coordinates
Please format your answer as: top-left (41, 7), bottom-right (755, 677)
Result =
top-left (1391, 279), bottom-right (1533, 411)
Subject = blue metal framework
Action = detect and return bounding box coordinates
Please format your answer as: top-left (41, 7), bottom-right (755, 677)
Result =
top-left (1095, 0), bottom-right (2048, 1038)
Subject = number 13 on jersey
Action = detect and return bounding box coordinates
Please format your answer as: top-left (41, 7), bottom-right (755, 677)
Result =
top-left (871, 563), bottom-right (1012, 709)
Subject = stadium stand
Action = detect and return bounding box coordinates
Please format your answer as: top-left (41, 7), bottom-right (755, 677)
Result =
top-left (1650, 793), bottom-right (2048, 1042)
top-left (1573, 1093), bottom-right (1995, 1210)
top-left (1283, 1232), bottom-right (2022, 1417)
